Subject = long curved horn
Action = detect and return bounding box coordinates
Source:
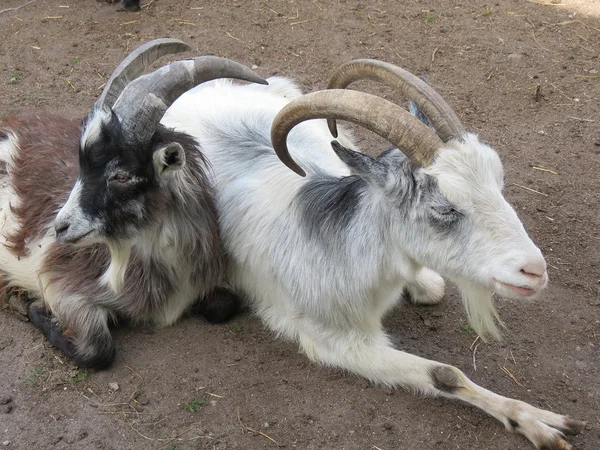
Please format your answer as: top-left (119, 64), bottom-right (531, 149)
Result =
top-left (97, 38), bottom-right (192, 109)
top-left (271, 89), bottom-right (444, 177)
top-left (327, 59), bottom-right (466, 142)
top-left (112, 56), bottom-right (268, 144)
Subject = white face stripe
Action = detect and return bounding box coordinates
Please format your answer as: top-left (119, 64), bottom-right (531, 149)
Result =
top-left (57, 179), bottom-right (82, 221)
top-left (80, 109), bottom-right (111, 151)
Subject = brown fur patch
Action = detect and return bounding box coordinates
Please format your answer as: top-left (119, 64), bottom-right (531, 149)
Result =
top-left (0, 115), bottom-right (80, 257)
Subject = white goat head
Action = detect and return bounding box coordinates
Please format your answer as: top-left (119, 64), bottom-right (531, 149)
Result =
top-left (270, 60), bottom-right (548, 340)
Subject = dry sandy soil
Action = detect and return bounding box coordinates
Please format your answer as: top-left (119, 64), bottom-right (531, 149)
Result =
top-left (1, 0), bottom-right (599, 449)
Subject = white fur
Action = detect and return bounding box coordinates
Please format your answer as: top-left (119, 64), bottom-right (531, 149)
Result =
top-left (101, 241), bottom-right (132, 293)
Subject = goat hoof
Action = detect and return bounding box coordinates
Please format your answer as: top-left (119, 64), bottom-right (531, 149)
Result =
top-left (28, 301), bottom-right (78, 359)
top-left (5, 292), bottom-right (33, 321)
top-left (193, 287), bottom-right (242, 323)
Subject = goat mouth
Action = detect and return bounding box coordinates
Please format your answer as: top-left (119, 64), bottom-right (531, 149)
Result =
top-left (494, 280), bottom-right (537, 297)
top-left (61, 229), bottom-right (94, 245)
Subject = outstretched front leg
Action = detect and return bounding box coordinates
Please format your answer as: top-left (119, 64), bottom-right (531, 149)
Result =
top-left (292, 318), bottom-right (585, 450)
top-left (28, 300), bottom-right (116, 370)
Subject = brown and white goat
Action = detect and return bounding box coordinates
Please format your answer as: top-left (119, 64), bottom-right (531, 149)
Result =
top-left (0, 39), bottom-right (266, 369)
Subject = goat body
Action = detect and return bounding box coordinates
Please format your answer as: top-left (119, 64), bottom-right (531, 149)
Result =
top-left (0, 114), bottom-right (236, 368)
top-left (163, 78), bottom-right (584, 449)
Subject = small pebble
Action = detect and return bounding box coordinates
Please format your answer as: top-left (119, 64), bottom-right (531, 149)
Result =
top-left (2, 441), bottom-right (9, 447)
top-left (108, 382), bottom-right (119, 391)
top-left (0, 395), bottom-right (11, 405)
top-left (3, 404), bottom-right (12, 414)
top-left (251, 64), bottom-right (258, 69)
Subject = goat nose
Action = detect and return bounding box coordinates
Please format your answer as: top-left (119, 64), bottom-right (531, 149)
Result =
top-left (55, 221), bottom-right (69, 238)
top-left (520, 260), bottom-right (547, 278)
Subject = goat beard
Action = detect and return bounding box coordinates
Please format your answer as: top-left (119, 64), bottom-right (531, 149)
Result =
top-left (454, 279), bottom-right (504, 342)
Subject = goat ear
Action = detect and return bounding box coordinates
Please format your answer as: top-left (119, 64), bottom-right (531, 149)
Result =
top-left (331, 141), bottom-right (388, 187)
top-left (153, 142), bottom-right (186, 177)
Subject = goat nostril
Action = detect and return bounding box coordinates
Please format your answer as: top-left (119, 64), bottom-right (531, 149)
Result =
top-left (55, 222), bottom-right (69, 237)
top-left (520, 262), bottom-right (546, 278)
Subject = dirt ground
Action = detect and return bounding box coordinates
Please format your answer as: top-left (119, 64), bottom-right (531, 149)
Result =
top-left (0, 0), bottom-right (599, 449)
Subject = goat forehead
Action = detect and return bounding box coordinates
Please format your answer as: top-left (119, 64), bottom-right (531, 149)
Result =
top-left (80, 109), bottom-right (111, 151)
top-left (80, 140), bottom-right (151, 177)
top-left (424, 136), bottom-right (505, 208)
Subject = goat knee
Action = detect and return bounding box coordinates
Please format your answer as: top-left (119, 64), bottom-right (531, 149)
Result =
top-left (405, 267), bottom-right (445, 306)
top-left (192, 287), bottom-right (242, 323)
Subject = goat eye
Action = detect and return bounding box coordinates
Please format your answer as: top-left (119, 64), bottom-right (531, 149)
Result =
top-left (111, 173), bottom-right (130, 184)
top-left (432, 205), bottom-right (457, 216)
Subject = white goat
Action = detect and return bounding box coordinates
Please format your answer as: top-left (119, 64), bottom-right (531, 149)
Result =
top-left (163, 60), bottom-right (585, 449)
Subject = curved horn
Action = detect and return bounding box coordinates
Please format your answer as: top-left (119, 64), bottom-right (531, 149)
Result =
top-left (271, 89), bottom-right (444, 177)
top-left (112, 56), bottom-right (268, 144)
top-left (97, 38), bottom-right (192, 109)
top-left (326, 59), bottom-right (466, 142)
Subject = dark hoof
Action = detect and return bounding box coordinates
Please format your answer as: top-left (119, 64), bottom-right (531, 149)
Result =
top-left (193, 287), bottom-right (242, 324)
top-left (558, 418), bottom-right (586, 436)
top-left (27, 302), bottom-right (115, 370)
top-left (6, 292), bottom-right (33, 320)
top-left (28, 302), bottom-right (78, 360)
top-left (117, 0), bottom-right (141, 11)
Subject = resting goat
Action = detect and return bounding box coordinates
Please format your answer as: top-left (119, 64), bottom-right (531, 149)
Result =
top-left (0, 39), bottom-right (266, 369)
top-left (163, 60), bottom-right (585, 449)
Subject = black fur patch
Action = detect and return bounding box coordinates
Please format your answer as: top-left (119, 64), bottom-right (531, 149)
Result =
top-left (430, 365), bottom-right (462, 394)
top-left (192, 287), bottom-right (241, 323)
top-left (295, 173), bottom-right (365, 241)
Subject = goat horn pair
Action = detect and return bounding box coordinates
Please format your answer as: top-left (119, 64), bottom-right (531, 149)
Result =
top-left (271, 59), bottom-right (465, 176)
top-left (326, 59), bottom-right (466, 142)
top-left (96, 39), bottom-right (268, 143)
top-left (271, 90), bottom-right (445, 177)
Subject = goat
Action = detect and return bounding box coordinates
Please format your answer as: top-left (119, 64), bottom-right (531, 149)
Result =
top-left (163, 60), bottom-right (585, 449)
top-left (0, 39), bottom-right (267, 369)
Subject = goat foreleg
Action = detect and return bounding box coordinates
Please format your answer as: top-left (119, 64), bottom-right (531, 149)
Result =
top-left (29, 298), bottom-right (115, 369)
top-left (295, 321), bottom-right (584, 450)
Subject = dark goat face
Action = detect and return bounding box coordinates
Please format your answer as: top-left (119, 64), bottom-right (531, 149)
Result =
top-left (55, 110), bottom-right (185, 245)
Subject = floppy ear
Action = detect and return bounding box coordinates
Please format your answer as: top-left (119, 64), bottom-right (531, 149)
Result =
top-left (330, 141), bottom-right (388, 188)
top-left (153, 142), bottom-right (186, 177)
